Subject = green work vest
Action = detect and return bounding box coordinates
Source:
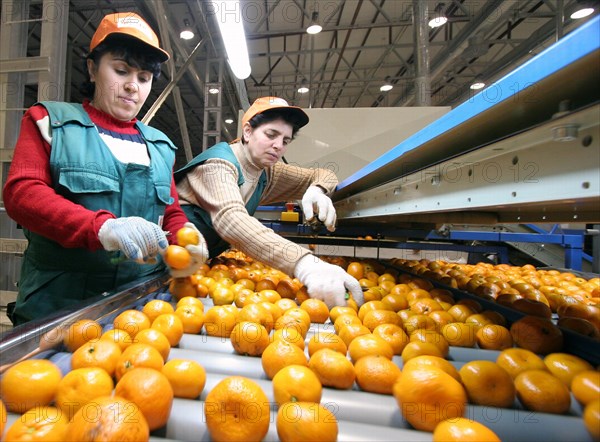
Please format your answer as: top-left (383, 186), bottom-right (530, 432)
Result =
top-left (12, 102), bottom-right (177, 325)
top-left (174, 142), bottom-right (267, 258)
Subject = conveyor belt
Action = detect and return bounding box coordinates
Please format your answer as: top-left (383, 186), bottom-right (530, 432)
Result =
top-left (1, 275), bottom-right (595, 442)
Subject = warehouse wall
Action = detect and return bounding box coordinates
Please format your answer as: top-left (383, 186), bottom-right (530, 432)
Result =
top-left (279, 106), bottom-right (450, 182)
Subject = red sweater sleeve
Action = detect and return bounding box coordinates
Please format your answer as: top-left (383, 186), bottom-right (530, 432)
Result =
top-left (2, 105), bottom-right (189, 249)
top-left (3, 106), bottom-right (114, 249)
top-left (162, 178), bottom-right (189, 245)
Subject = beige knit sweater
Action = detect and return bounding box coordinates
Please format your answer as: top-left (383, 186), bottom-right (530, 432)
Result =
top-left (176, 141), bottom-right (338, 276)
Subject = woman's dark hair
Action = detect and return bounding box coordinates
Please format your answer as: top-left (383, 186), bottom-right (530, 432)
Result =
top-left (243, 109), bottom-right (304, 143)
top-left (80, 34), bottom-right (163, 99)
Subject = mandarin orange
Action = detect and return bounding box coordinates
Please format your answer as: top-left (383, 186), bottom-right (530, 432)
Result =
top-left (231, 321), bottom-right (271, 356)
top-left (55, 367), bottom-right (114, 419)
top-left (393, 365), bottom-right (467, 432)
top-left (514, 369), bottom-right (571, 414)
top-left (63, 319), bottom-right (103, 352)
top-left (261, 339), bottom-right (308, 379)
top-left (432, 417), bottom-right (501, 442)
top-left (65, 395), bottom-right (149, 441)
top-left (1, 359), bottom-right (63, 413)
top-left (114, 343), bottom-right (164, 381)
top-left (308, 348), bottom-right (356, 390)
top-left (4, 405), bottom-right (69, 441)
top-left (113, 309), bottom-right (151, 338)
top-left (276, 402), bottom-right (338, 442)
top-left (459, 360), bottom-right (515, 408)
top-left (272, 364), bottom-right (323, 406)
top-left (134, 327), bottom-right (171, 362)
top-left (307, 331), bottom-right (347, 357)
top-left (115, 367), bottom-right (174, 431)
top-left (354, 355), bottom-right (402, 394)
top-left (162, 359), bottom-right (206, 399)
top-left (571, 370), bottom-right (600, 406)
top-left (204, 376), bottom-right (270, 442)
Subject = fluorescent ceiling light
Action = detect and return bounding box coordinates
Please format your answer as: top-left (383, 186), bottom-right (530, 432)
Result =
top-left (570, 8), bottom-right (594, 19)
top-left (215, 0), bottom-right (251, 79)
top-left (306, 23), bottom-right (322, 34)
top-left (380, 84), bottom-right (393, 92)
top-left (306, 12), bottom-right (322, 34)
top-left (470, 81), bottom-right (485, 90)
top-left (429, 4), bottom-right (448, 28)
top-left (428, 15), bottom-right (448, 28)
top-left (180, 30), bottom-right (194, 40)
top-left (180, 19), bottom-right (194, 40)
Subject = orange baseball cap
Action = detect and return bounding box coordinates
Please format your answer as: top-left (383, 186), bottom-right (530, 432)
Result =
top-left (241, 97), bottom-right (309, 128)
top-left (90, 12), bottom-right (169, 62)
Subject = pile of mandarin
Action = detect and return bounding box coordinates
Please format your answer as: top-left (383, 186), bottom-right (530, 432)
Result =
top-left (1, 241), bottom-right (599, 442)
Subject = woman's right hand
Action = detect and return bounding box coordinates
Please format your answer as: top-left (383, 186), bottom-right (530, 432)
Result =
top-left (294, 254), bottom-right (364, 309)
top-left (98, 217), bottom-right (168, 263)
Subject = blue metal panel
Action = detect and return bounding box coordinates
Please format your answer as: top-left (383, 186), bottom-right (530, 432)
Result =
top-left (337, 16), bottom-right (600, 192)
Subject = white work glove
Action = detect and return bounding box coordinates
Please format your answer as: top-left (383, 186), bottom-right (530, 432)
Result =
top-left (98, 217), bottom-right (168, 264)
top-left (294, 254), bottom-right (364, 310)
top-left (301, 186), bottom-right (337, 232)
top-left (167, 222), bottom-right (209, 278)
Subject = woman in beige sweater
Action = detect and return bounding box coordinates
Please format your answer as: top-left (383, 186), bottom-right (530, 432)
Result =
top-left (175, 97), bottom-right (362, 308)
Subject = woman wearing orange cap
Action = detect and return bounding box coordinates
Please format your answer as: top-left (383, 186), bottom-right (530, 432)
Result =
top-left (175, 97), bottom-right (363, 309)
top-left (3, 12), bottom-right (206, 325)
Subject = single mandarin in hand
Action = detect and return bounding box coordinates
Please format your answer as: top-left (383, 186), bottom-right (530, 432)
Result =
top-left (164, 245), bottom-right (192, 270)
top-left (176, 226), bottom-right (200, 246)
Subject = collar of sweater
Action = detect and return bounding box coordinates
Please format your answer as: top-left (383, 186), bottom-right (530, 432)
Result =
top-left (231, 141), bottom-right (265, 183)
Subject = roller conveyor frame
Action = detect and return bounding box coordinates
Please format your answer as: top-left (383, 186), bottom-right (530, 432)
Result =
top-left (1, 268), bottom-right (597, 442)
top-left (0, 272), bottom-right (169, 367)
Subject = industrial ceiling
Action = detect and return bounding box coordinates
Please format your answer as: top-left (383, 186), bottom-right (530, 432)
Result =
top-left (16, 0), bottom-right (600, 168)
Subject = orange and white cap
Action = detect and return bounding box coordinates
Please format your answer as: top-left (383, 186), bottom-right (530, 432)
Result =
top-left (90, 12), bottom-right (169, 62)
top-left (241, 97), bottom-right (309, 128)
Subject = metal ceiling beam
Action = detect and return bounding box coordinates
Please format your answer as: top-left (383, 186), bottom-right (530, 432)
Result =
top-left (439, 12), bottom-right (579, 106)
top-left (141, 37), bottom-right (206, 124)
top-left (151, 0), bottom-right (193, 161)
top-left (320, 0), bottom-right (363, 107)
top-left (246, 19), bottom-right (418, 38)
top-left (413, 0), bottom-right (431, 106)
top-left (397, 0), bottom-right (506, 107)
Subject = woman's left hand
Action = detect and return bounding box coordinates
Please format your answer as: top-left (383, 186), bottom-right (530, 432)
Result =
top-left (166, 223), bottom-right (209, 278)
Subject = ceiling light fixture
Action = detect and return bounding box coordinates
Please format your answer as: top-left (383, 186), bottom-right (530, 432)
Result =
top-left (306, 11), bottom-right (322, 34)
top-left (297, 79), bottom-right (309, 94)
top-left (470, 80), bottom-right (486, 90)
top-left (215, 0), bottom-right (251, 79)
top-left (380, 77), bottom-right (393, 92)
top-left (225, 118), bottom-right (234, 124)
top-left (428, 3), bottom-right (448, 28)
top-left (570, 7), bottom-right (594, 19)
top-left (180, 19), bottom-right (194, 40)
top-left (208, 87), bottom-right (220, 94)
